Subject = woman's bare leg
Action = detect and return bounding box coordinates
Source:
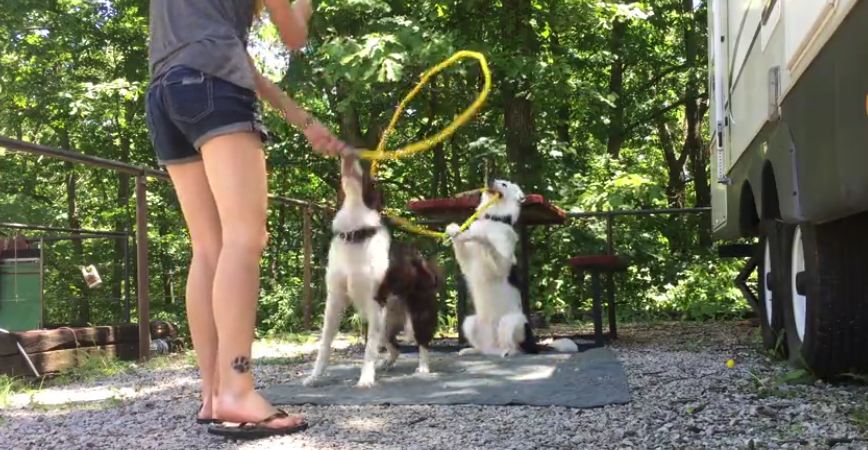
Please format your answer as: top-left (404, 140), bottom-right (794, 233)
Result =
top-left (165, 161), bottom-right (222, 420)
top-left (202, 132), bottom-right (303, 427)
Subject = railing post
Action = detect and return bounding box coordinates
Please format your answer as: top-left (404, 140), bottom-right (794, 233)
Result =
top-left (302, 206), bottom-right (313, 330)
top-left (605, 212), bottom-right (617, 339)
top-left (122, 236), bottom-right (131, 324)
top-left (135, 175), bottom-right (151, 361)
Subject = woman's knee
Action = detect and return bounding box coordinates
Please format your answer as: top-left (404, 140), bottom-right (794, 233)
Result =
top-left (191, 239), bottom-right (222, 266)
top-left (221, 225), bottom-right (268, 255)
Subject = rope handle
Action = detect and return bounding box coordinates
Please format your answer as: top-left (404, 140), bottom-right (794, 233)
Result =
top-left (384, 191), bottom-right (501, 242)
top-left (338, 50), bottom-right (495, 240)
top-left (347, 50), bottom-right (492, 177)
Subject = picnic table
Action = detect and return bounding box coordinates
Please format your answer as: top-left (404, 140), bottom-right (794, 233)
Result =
top-left (407, 194), bottom-right (566, 342)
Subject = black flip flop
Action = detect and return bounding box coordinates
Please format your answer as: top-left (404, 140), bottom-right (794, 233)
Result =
top-left (196, 403), bottom-right (221, 425)
top-left (207, 409), bottom-right (309, 440)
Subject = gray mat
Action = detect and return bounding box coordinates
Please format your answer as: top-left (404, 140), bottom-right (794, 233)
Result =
top-left (262, 348), bottom-right (630, 408)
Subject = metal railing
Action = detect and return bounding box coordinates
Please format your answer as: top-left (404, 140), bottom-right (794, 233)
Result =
top-left (566, 207), bottom-right (711, 254)
top-left (1, 136), bottom-right (332, 360)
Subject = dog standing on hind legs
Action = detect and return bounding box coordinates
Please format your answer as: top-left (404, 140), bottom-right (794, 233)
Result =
top-left (446, 179), bottom-right (578, 357)
top-left (304, 156), bottom-right (442, 387)
top-left (304, 156), bottom-right (390, 388)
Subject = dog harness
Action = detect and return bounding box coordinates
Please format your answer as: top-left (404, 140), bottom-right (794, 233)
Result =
top-left (483, 214), bottom-right (514, 226)
top-left (336, 226), bottom-right (380, 243)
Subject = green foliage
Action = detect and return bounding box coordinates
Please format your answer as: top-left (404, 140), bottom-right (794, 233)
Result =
top-left (0, 375), bottom-right (26, 407)
top-left (748, 368), bottom-right (817, 398)
top-left (852, 404), bottom-right (868, 432)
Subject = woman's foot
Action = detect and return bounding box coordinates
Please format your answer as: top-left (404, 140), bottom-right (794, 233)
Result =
top-left (213, 389), bottom-right (305, 430)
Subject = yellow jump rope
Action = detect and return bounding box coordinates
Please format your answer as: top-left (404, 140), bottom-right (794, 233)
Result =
top-left (347, 50), bottom-right (500, 241)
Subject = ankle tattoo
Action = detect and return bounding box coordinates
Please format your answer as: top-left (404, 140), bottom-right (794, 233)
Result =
top-left (231, 356), bottom-right (251, 373)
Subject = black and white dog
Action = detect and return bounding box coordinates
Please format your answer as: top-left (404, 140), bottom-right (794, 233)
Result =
top-left (446, 180), bottom-right (577, 356)
top-left (304, 156), bottom-right (439, 387)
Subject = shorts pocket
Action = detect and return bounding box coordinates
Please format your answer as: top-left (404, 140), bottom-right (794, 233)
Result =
top-left (163, 67), bottom-right (213, 124)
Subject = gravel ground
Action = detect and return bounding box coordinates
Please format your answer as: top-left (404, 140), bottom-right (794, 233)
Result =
top-left (1, 321), bottom-right (866, 450)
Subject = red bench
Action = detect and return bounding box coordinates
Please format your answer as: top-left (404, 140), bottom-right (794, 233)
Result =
top-left (568, 255), bottom-right (629, 346)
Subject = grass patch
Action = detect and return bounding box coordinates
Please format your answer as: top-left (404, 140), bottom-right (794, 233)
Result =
top-left (142, 352), bottom-right (193, 371)
top-left (851, 404), bottom-right (868, 432)
top-left (52, 352), bottom-right (136, 385)
top-left (259, 332), bottom-right (320, 346)
top-left (256, 355), bottom-right (305, 367)
top-left (29, 396), bottom-right (125, 413)
top-left (748, 368), bottom-right (816, 398)
top-left (0, 375), bottom-right (27, 407)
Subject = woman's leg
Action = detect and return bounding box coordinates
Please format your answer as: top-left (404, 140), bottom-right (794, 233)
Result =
top-left (202, 131), bottom-right (303, 427)
top-left (165, 161), bottom-right (222, 420)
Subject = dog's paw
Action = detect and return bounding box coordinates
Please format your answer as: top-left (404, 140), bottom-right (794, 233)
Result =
top-left (302, 375), bottom-right (320, 387)
top-left (356, 376), bottom-right (376, 388)
top-left (445, 223), bottom-right (461, 237)
top-left (376, 359), bottom-right (395, 370)
top-left (500, 348), bottom-right (521, 358)
top-left (458, 348), bottom-right (479, 356)
top-left (416, 365), bottom-right (430, 374)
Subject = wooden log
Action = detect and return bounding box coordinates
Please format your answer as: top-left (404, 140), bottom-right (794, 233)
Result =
top-left (0, 342), bottom-right (139, 377)
top-left (0, 324), bottom-right (139, 357)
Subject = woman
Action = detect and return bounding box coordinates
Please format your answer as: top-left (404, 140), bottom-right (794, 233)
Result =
top-left (145, 0), bottom-right (345, 439)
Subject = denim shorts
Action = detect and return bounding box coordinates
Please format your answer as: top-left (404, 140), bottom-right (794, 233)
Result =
top-left (145, 66), bottom-right (268, 165)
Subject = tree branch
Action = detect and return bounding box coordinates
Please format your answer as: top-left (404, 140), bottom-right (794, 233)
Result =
top-left (622, 93), bottom-right (703, 135)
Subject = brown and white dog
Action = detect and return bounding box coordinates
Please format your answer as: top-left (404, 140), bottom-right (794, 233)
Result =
top-left (304, 156), bottom-right (440, 387)
top-left (375, 242), bottom-right (441, 373)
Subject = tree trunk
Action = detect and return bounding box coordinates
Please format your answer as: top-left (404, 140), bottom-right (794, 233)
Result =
top-left (431, 143), bottom-right (448, 198)
top-left (501, 0), bottom-right (541, 192)
top-left (60, 129), bottom-right (89, 325)
top-left (682, 0), bottom-right (711, 246)
top-left (302, 208), bottom-right (313, 329)
top-left (113, 107), bottom-right (132, 318)
top-left (606, 19), bottom-right (627, 159)
top-left (547, 10), bottom-right (571, 144)
top-left (655, 119), bottom-right (687, 208)
top-left (449, 137), bottom-right (464, 191)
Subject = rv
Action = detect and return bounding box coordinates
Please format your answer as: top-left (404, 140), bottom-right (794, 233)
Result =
top-left (709, 0), bottom-right (867, 376)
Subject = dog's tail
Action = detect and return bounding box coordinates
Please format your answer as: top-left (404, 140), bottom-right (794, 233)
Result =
top-left (547, 338), bottom-right (579, 352)
top-left (521, 323), bottom-right (580, 353)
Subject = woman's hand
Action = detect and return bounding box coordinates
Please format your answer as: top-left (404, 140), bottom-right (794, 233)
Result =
top-left (302, 119), bottom-right (348, 157)
top-left (293, 0), bottom-right (313, 24)
top-left (265, 0), bottom-right (311, 51)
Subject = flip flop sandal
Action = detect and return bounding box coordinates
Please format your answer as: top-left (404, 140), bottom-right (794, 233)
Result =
top-left (207, 409), bottom-right (309, 440)
top-left (195, 403), bottom-right (221, 425)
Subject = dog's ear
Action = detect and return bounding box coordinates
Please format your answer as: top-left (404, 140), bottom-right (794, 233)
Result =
top-left (362, 171), bottom-right (385, 211)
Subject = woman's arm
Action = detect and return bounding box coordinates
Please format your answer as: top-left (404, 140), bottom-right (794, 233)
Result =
top-left (251, 67), bottom-right (312, 129)
top-left (264, 0), bottom-right (313, 51)
top-left (248, 56), bottom-right (347, 155)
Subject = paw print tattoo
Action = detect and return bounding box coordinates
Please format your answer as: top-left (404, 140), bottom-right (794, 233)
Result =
top-left (231, 356), bottom-right (251, 373)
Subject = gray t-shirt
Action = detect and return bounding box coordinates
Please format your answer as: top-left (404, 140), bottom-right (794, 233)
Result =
top-left (148, 0), bottom-right (257, 92)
